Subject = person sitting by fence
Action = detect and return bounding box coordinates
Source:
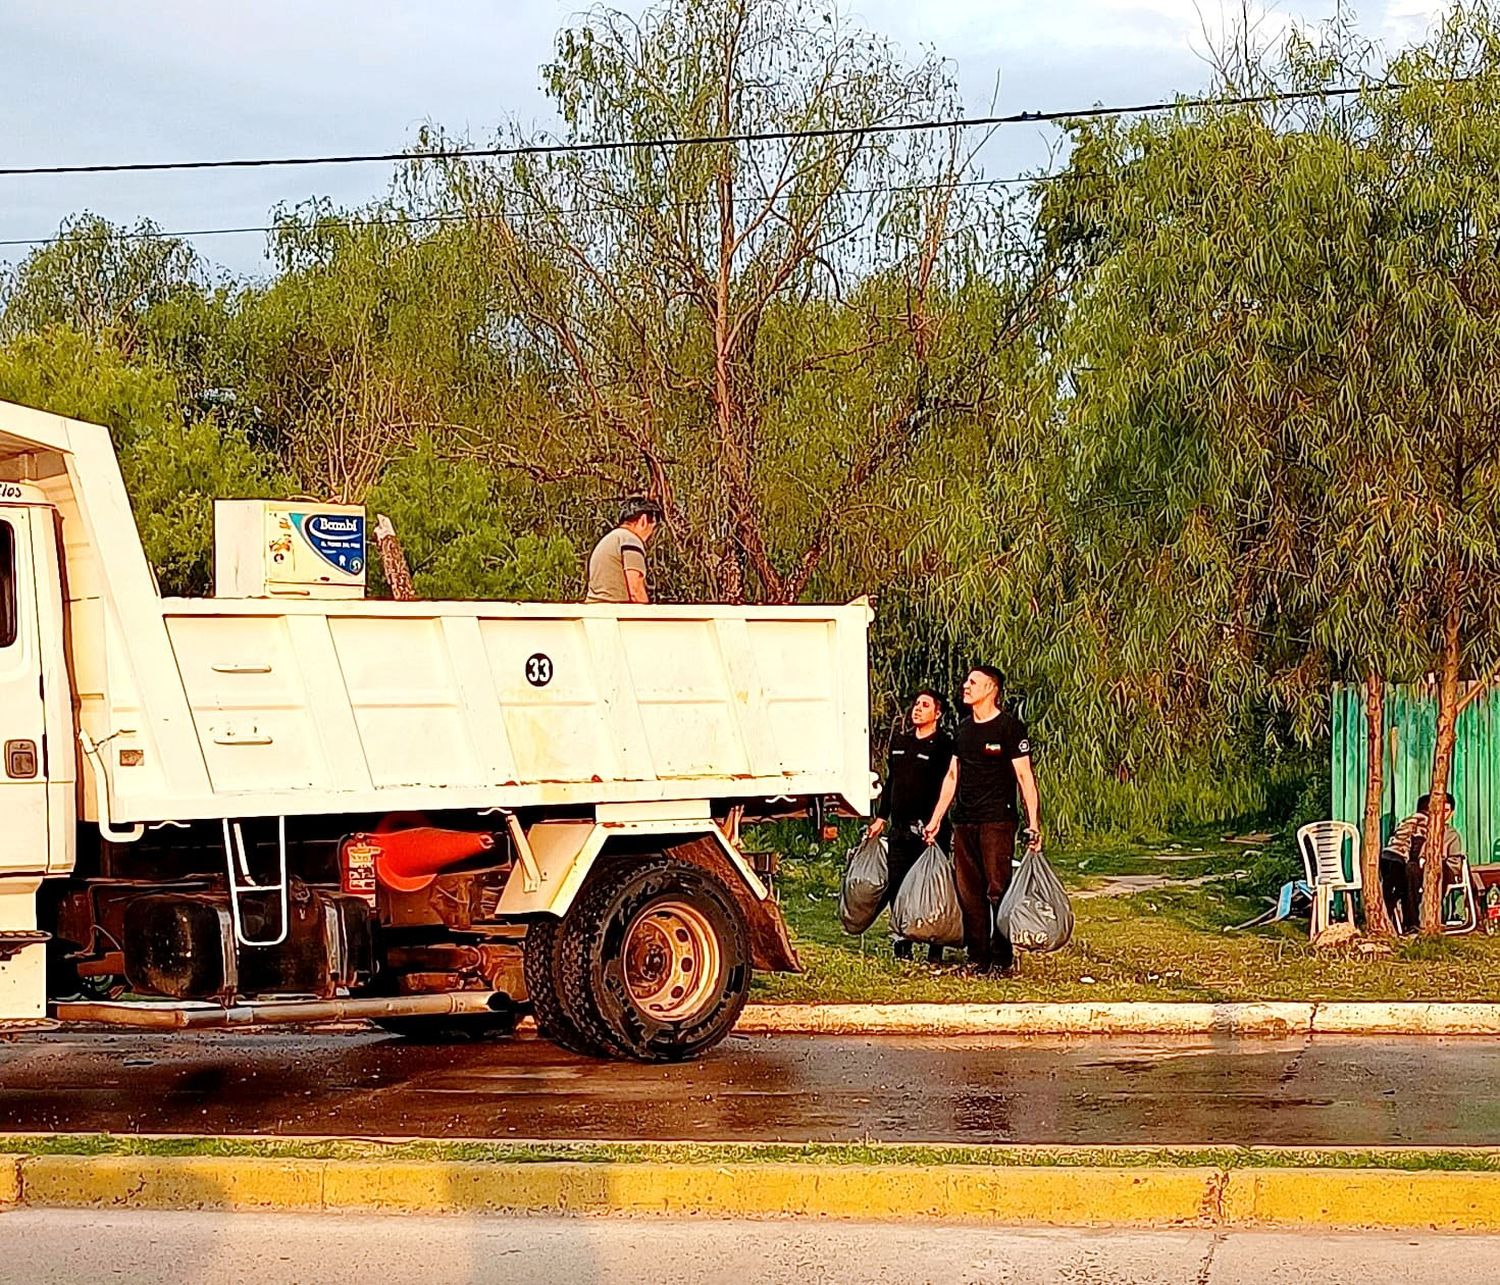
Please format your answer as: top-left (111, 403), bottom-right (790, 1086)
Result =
top-left (1379, 792), bottom-right (1465, 933)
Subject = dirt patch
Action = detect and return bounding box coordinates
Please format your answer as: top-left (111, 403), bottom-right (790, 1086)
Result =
top-left (1074, 872), bottom-right (1244, 901)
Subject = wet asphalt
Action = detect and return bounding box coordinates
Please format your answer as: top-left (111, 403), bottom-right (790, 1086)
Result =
top-left (2, 1028), bottom-right (1498, 1145)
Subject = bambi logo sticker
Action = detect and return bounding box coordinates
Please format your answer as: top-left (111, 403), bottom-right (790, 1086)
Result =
top-left (292, 512), bottom-right (366, 575)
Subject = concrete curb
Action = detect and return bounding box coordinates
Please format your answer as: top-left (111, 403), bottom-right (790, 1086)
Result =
top-left (734, 1001), bottom-right (1500, 1036)
top-left (6, 1153), bottom-right (1500, 1228)
top-left (1307, 1002), bottom-right (1500, 1035)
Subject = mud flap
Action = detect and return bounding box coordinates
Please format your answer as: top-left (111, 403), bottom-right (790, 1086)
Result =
top-left (666, 836), bottom-right (802, 973)
top-left (0, 931), bottom-right (50, 1024)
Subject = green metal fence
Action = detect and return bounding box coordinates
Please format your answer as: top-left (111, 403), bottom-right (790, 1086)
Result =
top-left (1332, 683), bottom-right (1500, 865)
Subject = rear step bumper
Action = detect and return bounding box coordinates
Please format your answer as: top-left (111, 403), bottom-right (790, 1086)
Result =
top-left (0, 930), bottom-right (50, 962)
top-left (52, 991), bottom-right (505, 1030)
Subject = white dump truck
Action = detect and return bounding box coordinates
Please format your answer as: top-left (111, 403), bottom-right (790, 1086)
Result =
top-left (0, 399), bottom-right (872, 1060)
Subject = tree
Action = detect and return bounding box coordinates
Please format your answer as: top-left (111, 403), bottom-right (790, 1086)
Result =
top-left (1368, 21), bottom-right (1500, 929)
top-left (0, 326), bottom-right (284, 594)
top-left (401, 0), bottom-right (1027, 603)
top-left (0, 324), bottom-right (179, 445)
top-left (225, 211), bottom-right (475, 504)
top-left (922, 6), bottom-right (1500, 871)
top-left (365, 436), bottom-right (577, 601)
top-left (0, 214), bottom-right (205, 356)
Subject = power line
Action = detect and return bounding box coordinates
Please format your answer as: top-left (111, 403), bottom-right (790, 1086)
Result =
top-left (0, 83), bottom-right (1387, 180)
top-left (0, 222), bottom-right (278, 249)
top-left (0, 173), bottom-right (1053, 250)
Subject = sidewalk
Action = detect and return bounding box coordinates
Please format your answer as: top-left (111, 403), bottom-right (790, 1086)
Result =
top-left (6, 1210), bottom-right (1492, 1285)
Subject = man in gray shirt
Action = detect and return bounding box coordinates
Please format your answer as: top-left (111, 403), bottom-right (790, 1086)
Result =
top-left (585, 498), bottom-right (663, 603)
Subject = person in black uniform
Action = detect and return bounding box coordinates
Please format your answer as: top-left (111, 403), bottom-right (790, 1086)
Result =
top-left (864, 688), bottom-right (954, 963)
top-left (923, 665), bottom-right (1041, 975)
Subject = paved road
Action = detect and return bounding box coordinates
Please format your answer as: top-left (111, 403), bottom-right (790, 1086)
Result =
top-left (0, 1210), bottom-right (1494, 1284)
top-left (3, 1027), bottom-right (1499, 1145)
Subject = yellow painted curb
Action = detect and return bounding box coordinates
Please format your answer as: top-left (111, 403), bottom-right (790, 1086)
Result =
top-left (1223, 1169), bottom-right (1500, 1230)
top-left (11, 1156), bottom-right (1216, 1224)
top-left (12, 1156), bottom-right (1500, 1228)
top-left (19, 1154), bottom-right (326, 1212)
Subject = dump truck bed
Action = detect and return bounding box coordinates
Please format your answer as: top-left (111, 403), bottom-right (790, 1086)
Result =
top-left (124, 596), bottom-right (871, 820)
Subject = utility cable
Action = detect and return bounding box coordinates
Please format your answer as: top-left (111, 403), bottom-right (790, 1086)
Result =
top-left (0, 82), bottom-right (1394, 179)
top-left (0, 173), bottom-right (1054, 249)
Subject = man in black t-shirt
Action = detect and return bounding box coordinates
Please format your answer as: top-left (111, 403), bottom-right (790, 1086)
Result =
top-left (866, 688), bottom-right (954, 962)
top-left (923, 665), bottom-right (1042, 974)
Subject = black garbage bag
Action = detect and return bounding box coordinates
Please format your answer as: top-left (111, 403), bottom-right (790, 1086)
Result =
top-left (838, 834), bottom-right (888, 934)
top-left (890, 843), bottom-right (964, 946)
top-left (996, 849), bottom-right (1074, 952)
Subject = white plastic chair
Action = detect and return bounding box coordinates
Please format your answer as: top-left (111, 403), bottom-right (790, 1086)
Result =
top-left (1444, 857), bottom-right (1478, 935)
top-left (1297, 821), bottom-right (1361, 937)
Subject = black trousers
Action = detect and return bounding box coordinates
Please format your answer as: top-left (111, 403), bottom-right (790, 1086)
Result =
top-left (1380, 849), bottom-right (1466, 932)
top-left (879, 824), bottom-right (927, 918)
top-left (1379, 853), bottom-right (1420, 932)
top-left (880, 823), bottom-right (949, 957)
top-left (952, 821), bottom-right (1017, 969)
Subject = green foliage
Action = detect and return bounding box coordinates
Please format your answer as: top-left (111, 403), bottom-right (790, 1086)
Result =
top-left (366, 437), bottom-right (577, 601)
top-left (910, 3), bottom-right (1500, 839)
top-left (0, 213), bottom-right (204, 351)
top-left (121, 416), bottom-right (287, 596)
top-left (0, 325), bottom-right (179, 449)
top-left (400, 0), bottom-right (1029, 605)
top-left (1250, 759), bottom-right (1333, 898)
top-left (0, 326), bottom-right (285, 594)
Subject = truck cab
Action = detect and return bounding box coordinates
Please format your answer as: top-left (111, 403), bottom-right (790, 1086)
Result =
top-left (0, 484), bottom-right (74, 1024)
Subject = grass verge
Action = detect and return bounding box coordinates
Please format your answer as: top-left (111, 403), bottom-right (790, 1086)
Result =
top-left (752, 832), bottom-right (1500, 1005)
top-left (5, 1134), bottom-right (1500, 1172)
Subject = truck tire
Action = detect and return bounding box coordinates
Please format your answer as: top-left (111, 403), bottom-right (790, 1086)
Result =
top-left (522, 917), bottom-right (612, 1057)
top-left (557, 856), bottom-right (752, 1063)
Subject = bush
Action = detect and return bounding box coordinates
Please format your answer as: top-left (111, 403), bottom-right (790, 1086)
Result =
top-left (1249, 757), bottom-right (1332, 899)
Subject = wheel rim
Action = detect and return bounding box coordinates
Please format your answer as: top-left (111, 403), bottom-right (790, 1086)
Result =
top-left (621, 899), bottom-right (722, 1022)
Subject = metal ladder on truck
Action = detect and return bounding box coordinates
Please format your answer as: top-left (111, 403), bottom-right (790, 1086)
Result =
top-left (222, 817), bottom-right (289, 947)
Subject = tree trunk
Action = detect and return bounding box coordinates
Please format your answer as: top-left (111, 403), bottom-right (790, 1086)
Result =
top-left (1361, 669), bottom-right (1392, 936)
top-left (373, 514), bottom-right (416, 602)
top-left (1420, 584), bottom-right (1463, 936)
top-left (711, 174), bottom-right (744, 606)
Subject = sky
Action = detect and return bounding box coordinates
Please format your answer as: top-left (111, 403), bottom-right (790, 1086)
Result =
top-left (0, 0), bottom-right (1450, 280)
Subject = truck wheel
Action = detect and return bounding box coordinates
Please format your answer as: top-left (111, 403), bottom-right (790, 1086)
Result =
top-left (522, 917), bottom-right (612, 1057)
top-left (558, 857), bottom-right (751, 1063)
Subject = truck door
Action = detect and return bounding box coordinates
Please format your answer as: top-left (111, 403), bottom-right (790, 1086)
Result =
top-left (0, 506), bottom-right (49, 875)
